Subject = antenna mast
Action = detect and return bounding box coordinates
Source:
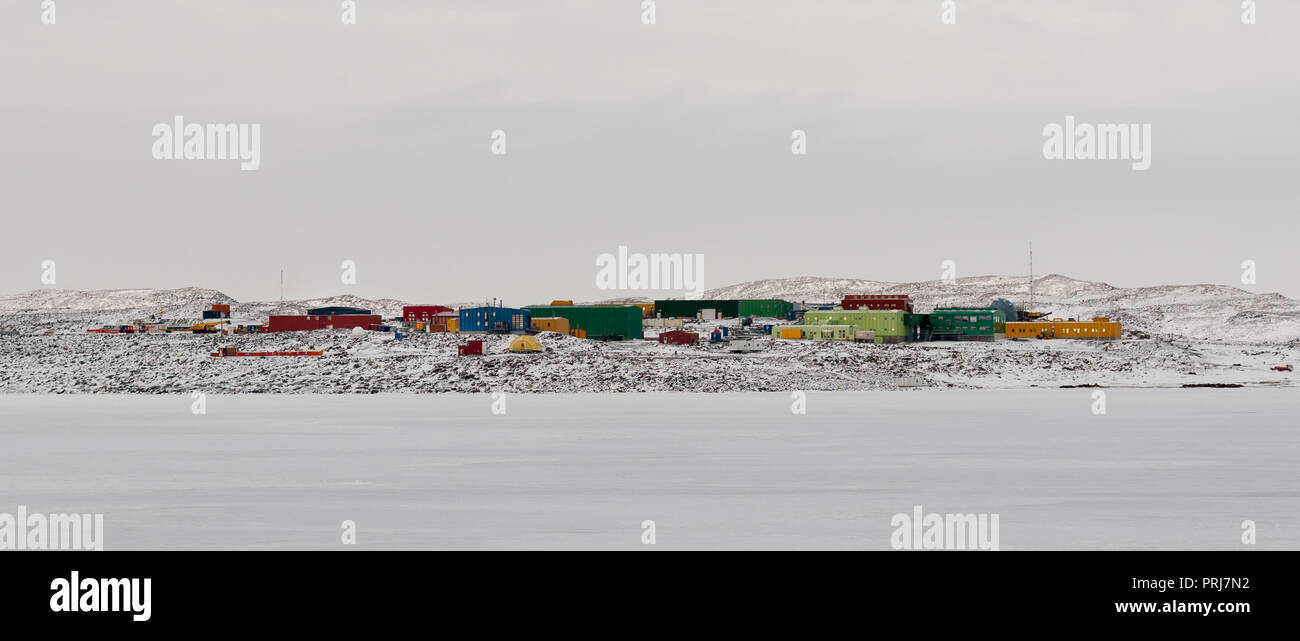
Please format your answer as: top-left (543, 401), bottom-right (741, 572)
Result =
top-left (1028, 241), bottom-right (1034, 312)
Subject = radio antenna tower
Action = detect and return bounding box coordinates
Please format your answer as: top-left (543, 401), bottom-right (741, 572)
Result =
top-left (1028, 241), bottom-right (1034, 312)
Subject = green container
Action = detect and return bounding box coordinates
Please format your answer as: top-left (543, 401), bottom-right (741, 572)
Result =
top-left (523, 305), bottom-right (643, 340)
top-left (736, 299), bottom-right (794, 318)
top-left (802, 309), bottom-right (909, 344)
top-left (653, 300), bottom-right (738, 318)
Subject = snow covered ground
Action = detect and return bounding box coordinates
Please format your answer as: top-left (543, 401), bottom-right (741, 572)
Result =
top-left (0, 273), bottom-right (1295, 393)
top-left (0, 327), bottom-right (1294, 393)
top-left (1, 390), bottom-right (1294, 550)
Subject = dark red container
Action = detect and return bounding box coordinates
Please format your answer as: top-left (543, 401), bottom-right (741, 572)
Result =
top-left (841, 294), bottom-right (913, 313)
top-left (458, 340), bottom-right (485, 356)
top-left (658, 330), bottom-right (700, 345)
top-left (266, 314), bottom-right (382, 332)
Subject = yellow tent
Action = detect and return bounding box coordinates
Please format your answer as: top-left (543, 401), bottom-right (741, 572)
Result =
top-left (508, 335), bottom-right (543, 353)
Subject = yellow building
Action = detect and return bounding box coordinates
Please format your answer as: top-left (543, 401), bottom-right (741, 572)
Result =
top-left (1005, 317), bottom-right (1121, 340)
top-left (531, 317), bottom-right (571, 333)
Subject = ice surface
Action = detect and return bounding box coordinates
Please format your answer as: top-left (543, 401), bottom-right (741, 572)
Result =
top-left (1, 390), bottom-right (1295, 550)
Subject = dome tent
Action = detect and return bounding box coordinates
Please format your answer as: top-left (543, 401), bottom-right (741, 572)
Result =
top-left (508, 335), bottom-right (543, 353)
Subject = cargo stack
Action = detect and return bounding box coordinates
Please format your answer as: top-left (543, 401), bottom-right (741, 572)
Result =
top-left (202, 304), bottom-right (231, 320)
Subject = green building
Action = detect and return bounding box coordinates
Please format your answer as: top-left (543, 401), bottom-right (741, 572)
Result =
top-left (523, 305), bottom-right (644, 341)
top-left (927, 307), bottom-right (1005, 341)
top-left (802, 309), bottom-right (910, 344)
top-left (654, 299), bottom-right (792, 319)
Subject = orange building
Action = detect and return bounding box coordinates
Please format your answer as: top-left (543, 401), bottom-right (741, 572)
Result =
top-left (1005, 317), bottom-right (1121, 340)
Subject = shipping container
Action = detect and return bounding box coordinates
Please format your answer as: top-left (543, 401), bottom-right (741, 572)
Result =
top-left (458, 307), bottom-right (531, 333)
top-left (458, 340), bottom-right (484, 356)
top-left (531, 317), bottom-right (571, 333)
top-left (779, 328), bottom-right (803, 339)
top-left (523, 305), bottom-right (643, 340)
top-left (803, 310), bottom-right (909, 344)
top-left (446, 317), bottom-right (459, 333)
top-left (658, 330), bottom-right (699, 345)
top-left (567, 328), bottom-right (587, 339)
top-left (211, 304), bottom-right (231, 313)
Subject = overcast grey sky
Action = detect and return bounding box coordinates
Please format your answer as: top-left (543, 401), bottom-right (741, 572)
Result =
top-left (2, 0), bottom-right (1297, 304)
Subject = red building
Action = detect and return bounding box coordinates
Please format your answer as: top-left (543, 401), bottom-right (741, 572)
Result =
top-left (426, 311), bottom-right (458, 332)
top-left (403, 305), bottom-right (454, 323)
top-left (658, 330), bottom-right (700, 345)
top-left (266, 314), bottom-right (382, 332)
top-left (841, 294), bottom-right (913, 313)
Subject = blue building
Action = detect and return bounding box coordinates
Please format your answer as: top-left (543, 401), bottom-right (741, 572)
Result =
top-left (458, 307), bottom-right (532, 334)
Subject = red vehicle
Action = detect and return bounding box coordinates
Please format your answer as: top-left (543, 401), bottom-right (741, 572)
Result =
top-left (1273, 364), bottom-right (1292, 372)
top-left (841, 294), bottom-right (913, 313)
top-left (458, 340), bottom-right (485, 356)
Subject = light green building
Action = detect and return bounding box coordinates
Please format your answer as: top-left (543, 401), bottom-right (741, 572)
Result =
top-left (802, 309), bottom-right (909, 344)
